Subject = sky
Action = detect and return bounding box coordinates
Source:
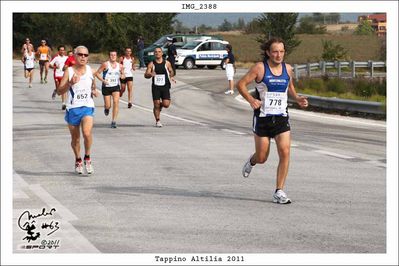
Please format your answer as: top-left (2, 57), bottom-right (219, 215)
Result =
top-left (176, 13), bottom-right (369, 28)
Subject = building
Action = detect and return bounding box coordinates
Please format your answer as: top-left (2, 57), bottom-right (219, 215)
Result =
top-left (358, 13), bottom-right (386, 36)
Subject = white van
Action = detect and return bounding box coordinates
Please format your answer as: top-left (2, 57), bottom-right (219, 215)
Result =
top-left (175, 39), bottom-right (229, 69)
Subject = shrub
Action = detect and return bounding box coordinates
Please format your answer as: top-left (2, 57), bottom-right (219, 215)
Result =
top-left (352, 78), bottom-right (376, 97)
top-left (308, 78), bottom-right (325, 92)
top-left (321, 39), bottom-right (348, 61)
top-left (354, 20), bottom-right (375, 35)
top-left (341, 26), bottom-right (349, 32)
top-left (326, 78), bottom-right (347, 94)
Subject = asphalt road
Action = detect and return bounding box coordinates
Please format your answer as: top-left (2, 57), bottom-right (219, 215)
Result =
top-left (12, 61), bottom-right (386, 255)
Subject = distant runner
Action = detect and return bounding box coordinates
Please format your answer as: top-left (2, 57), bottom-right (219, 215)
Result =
top-left (119, 47), bottom-right (136, 108)
top-left (36, 39), bottom-right (52, 84)
top-left (21, 45), bottom-right (36, 88)
top-left (63, 50), bottom-right (76, 71)
top-left (21, 37), bottom-right (34, 55)
top-left (144, 47), bottom-right (175, 127)
top-left (50, 45), bottom-right (68, 110)
top-left (57, 45), bottom-right (98, 175)
top-left (237, 37), bottom-right (308, 204)
top-left (95, 50), bottom-right (125, 128)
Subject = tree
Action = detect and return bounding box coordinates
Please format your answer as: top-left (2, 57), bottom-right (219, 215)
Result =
top-left (321, 40), bottom-right (348, 61)
top-left (236, 17), bottom-right (246, 30)
top-left (309, 13), bottom-right (340, 24)
top-left (354, 20), bottom-right (375, 35)
top-left (256, 13), bottom-right (301, 56)
top-left (197, 24), bottom-right (214, 33)
top-left (296, 19), bottom-right (327, 34)
top-left (244, 19), bottom-right (262, 33)
top-left (173, 19), bottom-right (191, 33)
top-left (218, 19), bottom-right (233, 31)
top-left (13, 13), bottom-right (177, 53)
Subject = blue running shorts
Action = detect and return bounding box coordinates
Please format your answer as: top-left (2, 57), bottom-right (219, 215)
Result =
top-left (64, 106), bottom-right (95, 126)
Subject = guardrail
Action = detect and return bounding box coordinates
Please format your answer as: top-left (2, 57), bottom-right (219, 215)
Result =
top-left (288, 94), bottom-right (385, 115)
top-left (293, 61), bottom-right (386, 79)
top-left (246, 90), bottom-right (385, 115)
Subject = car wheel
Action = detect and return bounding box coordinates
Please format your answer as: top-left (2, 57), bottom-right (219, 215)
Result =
top-left (207, 65), bottom-right (217, 69)
top-left (183, 58), bottom-right (194, 69)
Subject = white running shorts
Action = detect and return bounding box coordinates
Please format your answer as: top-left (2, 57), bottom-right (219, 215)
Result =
top-left (226, 64), bottom-right (234, 81)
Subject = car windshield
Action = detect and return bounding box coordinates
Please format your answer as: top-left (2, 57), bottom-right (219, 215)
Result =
top-left (181, 41), bottom-right (201, 50)
top-left (153, 36), bottom-right (168, 46)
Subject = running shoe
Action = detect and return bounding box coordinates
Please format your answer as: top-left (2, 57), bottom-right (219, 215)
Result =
top-left (111, 121), bottom-right (117, 128)
top-left (128, 102), bottom-right (132, 109)
top-left (224, 89), bottom-right (234, 95)
top-left (242, 155), bottom-right (253, 178)
top-left (75, 160), bottom-right (83, 175)
top-left (44, 78), bottom-right (48, 84)
top-left (62, 104), bottom-right (66, 110)
top-left (52, 90), bottom-right (57, 100)
top-left (40, 78), bottom-right (44, 84)
top-left (104, 108), bottom-right (109, 116)
top-left (273, 189), bottom-right (291, 204)
top-left (155, 121), bottom-right (163, 128)
top-left (84, 158), bottom-right (94, 174)
top-left (28, 84), bottom-right (32, 88)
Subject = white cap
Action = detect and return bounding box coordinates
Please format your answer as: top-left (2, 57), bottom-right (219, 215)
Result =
top-left (166, 37), bottom-right (173, 41)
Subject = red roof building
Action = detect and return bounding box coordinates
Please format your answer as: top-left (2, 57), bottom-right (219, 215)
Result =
top-left (358, 13), bottom-right (386, 36)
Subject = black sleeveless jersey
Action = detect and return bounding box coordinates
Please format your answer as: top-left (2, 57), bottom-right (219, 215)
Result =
top-left (152, 59), bottom-right (171, 88)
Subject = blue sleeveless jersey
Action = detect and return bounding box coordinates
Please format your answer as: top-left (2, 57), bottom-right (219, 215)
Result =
top-left (255, 61), bottom-right (290, 117)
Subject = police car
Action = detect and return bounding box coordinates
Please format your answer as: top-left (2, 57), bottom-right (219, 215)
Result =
top-left (175, 39), bottom-right (229, 69)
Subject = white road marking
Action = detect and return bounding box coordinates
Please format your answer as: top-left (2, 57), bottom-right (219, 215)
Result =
top-left (98, 87), bottom-right (208, 126)
top-left (221, 128), bottom-right (247, 135)
top-left (314, 150), bottom-right (355, 159)
top-left (28, 184), bottom-right (78, 221)
top-left (13, 171), bottom-right (100, 252)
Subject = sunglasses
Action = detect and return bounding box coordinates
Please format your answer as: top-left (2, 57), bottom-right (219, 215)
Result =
top-left (77, 53), bottom-right (89, 57)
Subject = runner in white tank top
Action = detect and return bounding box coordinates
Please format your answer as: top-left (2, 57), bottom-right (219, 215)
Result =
top-left (57, 45), bottom-right (98, 175)
top-left (21, 46), bottom-right (36, 88)
top-left (95, 50), bottom-right (125, 128)
top-left (119, 47), bottom-right (136, 108)
top-left (66, 64), bottom-right (95, 110)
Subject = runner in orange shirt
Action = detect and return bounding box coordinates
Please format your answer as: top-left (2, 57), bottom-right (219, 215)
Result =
top-left (36, 39), bottom-right (52, 84)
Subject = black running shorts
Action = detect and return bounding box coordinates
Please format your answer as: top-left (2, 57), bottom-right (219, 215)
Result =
top-left (152, 85), bottom-right (171, 101)
top-left (120, 77), bottom-right (133, 84)
top-left (102, 85), bottom-right (120, 96)
top-left (252, 115), bottom-right (290, 138)
top-left (39, 60), bottom-right (49, 66)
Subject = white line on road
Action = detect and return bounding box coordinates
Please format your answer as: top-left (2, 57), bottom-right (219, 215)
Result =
top-left (98, 87), bottom-right (208, 126)
top-left (314, 150), bottom-right (355, 159)
top-left (28, 184), bottom-right (78, 221)
top-left (220, 128), bottom-right (247, 135)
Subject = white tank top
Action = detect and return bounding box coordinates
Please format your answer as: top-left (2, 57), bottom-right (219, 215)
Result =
top-left (66, 65), bottom-right (95, 110)
top-left (24, 52), bottom-right (35, 69)
top-left (103, 61), bottom-right (120, 87)
top-left (122, 57), bottom-right (133, 77)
